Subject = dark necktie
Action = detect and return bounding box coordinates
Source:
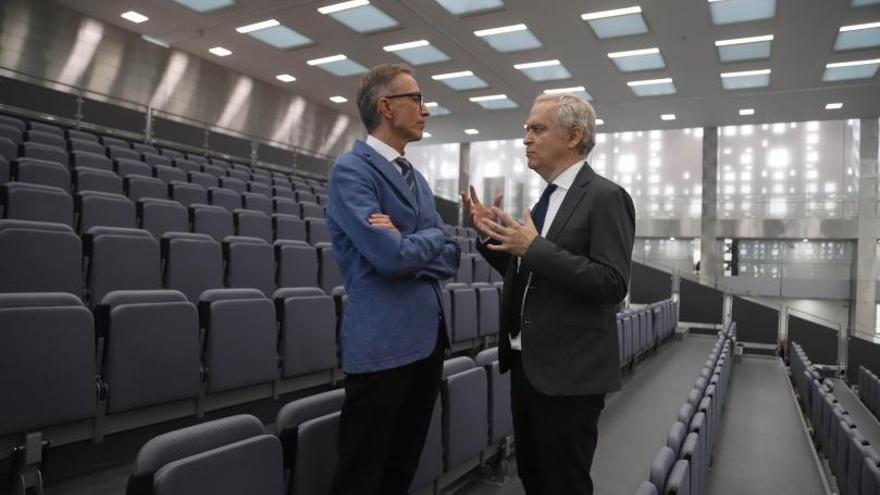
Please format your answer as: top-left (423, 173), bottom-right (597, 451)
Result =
top-left (510, 182), bottom-right (558, 338)
top-left (395, 157), bottom-right (416, 194)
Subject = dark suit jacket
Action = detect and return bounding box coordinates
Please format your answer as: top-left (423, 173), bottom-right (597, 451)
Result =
top-left (478, 162), bottom-right (635, 396)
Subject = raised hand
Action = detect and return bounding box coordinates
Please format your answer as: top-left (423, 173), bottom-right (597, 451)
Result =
top-left (482, 208), bottom-right (539, 257)
top-left (460, 185), bottom-right (503, 238)
top-left (369, 213), bottom-right (400, 236)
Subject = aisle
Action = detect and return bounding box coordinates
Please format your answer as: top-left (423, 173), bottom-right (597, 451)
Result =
top-left (706, 355), bottom-right (827, 495)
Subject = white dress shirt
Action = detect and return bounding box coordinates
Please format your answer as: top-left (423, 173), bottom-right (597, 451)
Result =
top-left (366, 135), bottom-right (406, 175)
top-left (510, 160), bottom-right (586, 350)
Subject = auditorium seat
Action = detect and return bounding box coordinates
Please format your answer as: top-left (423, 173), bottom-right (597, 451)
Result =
top-left (455, 254), bottom-right (475, 284)
top-left (667, 421), bottom-right (687, 456)
top-left (84, 227), bottom-right (160, 305)
top-left (125, 175), bottom-right (167, 202)
top-left (316, 242), bottom-right (343, 293)
top-left (0, 219), bottom-right (81, 295)
top-left (862, 447), bottom-right (880, 495)
top-left (0, 115), bottom-right (26, 132)
top-left (101, 136), bottom-right (129, 149)
top-left (474, 283), bottom-right (499, 338)
top-left (234, 209), bottom-right (272, 242)
top-left (442, 357), bottom-right (488, 471)
top-left (201, 164), bottom-right (225, 179)
top-left (187, 153), bottom-right (208, 165)
top-left (665, 460), bottom-right (691, 495)
top-left (275, 389), bottom-right (345, 495)
top-left (25, 129), bottom-right (66, 149)
top-left (13, 157), bottom-right (70, 192)
top-left (21, 141), bottom-right (67, 164)
top-left (190, 204), bottom-right (234, 243)
top-left (272, 187), bottom-right (295, 201)
top-left (227, 168), bottom-right (249, 182)
top-left (0, 293), bottom-right (96, 437)
top-left (67, 129), bottom-right (97, 143)
top-left (475, 347), bottom-right (512, 444)
top-left (161, 232), bottom-right (223, 302)
top-left (199, 288), bottom-right (277, 394)
top-left (1, 182), bottom-right (73, 226)
top-left (448, 286), bottom-right (478, 343)
top-left (138, 198), bottom-right (188, 239)
top-left (305, 217), bottom-right (330, 245)
top-left (273, 287), bottom-right (337, 378)
top-left (189, 171), bottom-right (219, 190)
top-left (125, 414), bottom-right (283, 495)
top-left (154, 165), bottom-right (187, 184)
top-left (169, 181), bottom-right (208, 208)
top-left (223, 236), bottom-right (274, 297)
top-left (275, 240), bottom-right (318, 288)
top-left (216, 177), bottom-right (244, 195)
top-left (472, 255), bottom-right (491, 283)
top-left (72, 150), bottom-right (112, 171)
top-left (131, 143), bottom-right (157, 155)
top-left (251, 172), bottom-right (271, 185)
top-left (300, 202), bottom-right (324, 220)
top-left (242, 192), bottom-right (272, 216)
top-left (411, 397), bottom-right (443, 493)
top-left (634, 481), bottom-right (659, 495)
top-left (75, 167), bottom-right (123, 194)
top-left (209, 187), bottom-right (242, 212)
top-left (173, 159), bottom-right (201, 175)
top-left (107, 145), bottom-right (140, 163)
top-left (142, 152), bottom-right (171, 168)
top-left (115, 158), bottom-right (152, 178)
top-left (76, 191), bottom-right (136, 232)
top-left (273, 197), bottom-right (298, 216)
top-left (248, 181), bottom-right (271, 196)
top-left (96, 290), bottom-right (200, 414)
top-left (29, 121), bottom-right (63, 137)
top-left (69, 138), bottom-right (106, 155)
top-left (159, 148), bottom-right (184, 159)
top-left (650, 446), bottom-right (677, 493)
top-left (273, 214), bottom-right (307, 242)
top-left (296, 191), bottom-right (317, 204)
top-left (0, 137), bottom-right (16, 167)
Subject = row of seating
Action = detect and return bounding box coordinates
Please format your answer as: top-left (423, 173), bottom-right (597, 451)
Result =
top-left (619, 300), bottom-right (679, 368)
top-left (633, 321), bottom-right (737, 495)
top-left (790, 343), bottom-right (880, 495)
top-left (858, 366), bottom-right (880, 424)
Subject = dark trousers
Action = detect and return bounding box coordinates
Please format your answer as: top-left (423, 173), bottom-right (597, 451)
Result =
top-left (332, 330), bottom-right (445, 495)
top-left (510, 351), bottom-right (606, 495)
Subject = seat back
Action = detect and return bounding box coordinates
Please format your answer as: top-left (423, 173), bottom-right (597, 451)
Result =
top-left (209, 187), bottom-right (242, 212)
top-left (442, 357), bottom-right (488, 470)
top-left (126, 176), bottom-right (167, 202)
top-left (224, 236), bottom-right (274, 297)
top-left (274, 288), bottom-right (336, 378)
top-left (75, 167), bottom-right (123, 194)
top-left (235, 209), bottom-right (272, 242)
top-left (275, 240), bottom-right (318, 288)
top-left (84, 227), bottom-right (161, 305)
top-left (2, 182), bottom-right (73, 226)
top-left (274, 214), bottom-right (306, 242)
top-left (76, 191), bottom-right (136, 232)
top-left (138, 198), bottom-right (188, 238)
top-left (162, 232), bottom-right (223, 302)
top-left (0, 219), bottom-right (81, 295)
top-left (316, 242), bottom-right (343, 293)
top-left (14, 157), bottom-right (70, 192)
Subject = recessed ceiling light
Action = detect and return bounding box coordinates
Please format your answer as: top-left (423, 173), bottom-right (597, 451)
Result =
top-left (720, 69), bottom-right (771, 78)
top-left (422, 132), bottom-right (432, 138)
top-left (627, 77), bottom-right (673, 86)
top-left (825, 102), bottom-right (843, 110)
top-left (608, 47), bottom-right (660, 58)
top-left (209, 47), bottom-right (232, 57)
top-left (715, 34), bottom-right (774, 46)
top-left (474, 24), bottom-right (528, 37)
top-left (544, 86), bottom-right (586, 94)
top-left (383, 40), bottom-right (430, 52)
top-left (839, 21), bottom-right (880, 32)
top-left (142, 35), bottom-right (169, 48)
top-left (826, 58), bottom-right (880, 68)
top-left (596, 118), bottom-right (605, 125)
top-left (581, 6), bottom-right (642, 20)
top-left (469, 94), bottom-right (508, 102)
top-left (431, 70), bottom-right (474, 80)
top-left (236, 19), bottom-right (279, 33)
top-left (513, 59), bottom-right (561, 70)
top-left (329, 96), bottom-right (348, 103)
top-left (276, 74), bottom-right (296, 83)
top-left (121, 11), bottom-right (149, 23)
top-left (739, 108), bottom-right (755, 115)
top-left (318, 0), bottom-right (369, 14)
top-left (464, 129), bottom-right (480, 135)
top-left (661, 113), bottom-right (676, 121)
top-left (307, 54), bottom-right (348, 66)
top-left (424, 102), bottom-right (439, 108)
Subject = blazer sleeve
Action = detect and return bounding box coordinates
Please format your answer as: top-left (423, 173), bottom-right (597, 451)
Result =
top-left (413, 212), bottom-right (461, 281)
top-left (329, 160), bottom-right (447, 278)
top-left (476, 238), bottom-right (512, 276)
top-left (521, 185), bottom-right (635, 304)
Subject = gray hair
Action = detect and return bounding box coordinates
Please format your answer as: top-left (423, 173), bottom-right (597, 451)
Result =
top-left (356, 63), bottom-right (414, 132)
top-left (534, 93), bottom-right (597, 156)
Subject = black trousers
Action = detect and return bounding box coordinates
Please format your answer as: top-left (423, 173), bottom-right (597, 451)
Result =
top-left (510, 351), bottom-right (606, 495)
top-left (332, 329), bottom-right (445, 495)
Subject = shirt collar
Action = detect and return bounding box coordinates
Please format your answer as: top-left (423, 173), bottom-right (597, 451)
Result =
top-left (549, 159), bottom-right (586, 192)
top-left (365, 135), bottom-right (402, 164)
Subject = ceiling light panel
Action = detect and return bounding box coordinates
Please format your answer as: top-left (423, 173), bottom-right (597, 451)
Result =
top-left (209, 46), bottom-right (232, 57)
top-left (544, 86), bottom-right (594, 101)
top-left (596, 118), bottom-right (605, 125)
top-left (581, 6), bottom-right (649, 39)
top-left (474, 24), bottom-right (542, 52)
top-left (834, 22), bottom-right (880, 51)
top-left (275, 74), bottom-right (296, 82)
top-left (825, 102), bottom-right (843, 110)
top-left (424, 102), bottom-right (452, 116)
top-left (319, 1), bottom-right (398, 34)
top-left (708, 0), bottom-right (776, 25)
top-left (238, 20), bottom-right (312, 49)
top-left (720, 68), bottom-right (771, 89)
top-left (660, 113), bottom-right (676, 121)
top-left (514, 59), bottom-right (571, 81)
top-left (608, 47), bottom-right (665, 72)
top-left (383, 40), bottom-right (449, 65)
top-left (464, 128), bottom-right (480, 135)
top-left (329, 96), bottom-right (348, 103)
top-left (627, 77), bottom-right (677, 96)
top-left (739, 108), bottom-right (755, 115)
top-left (170, 0), bottom-right (235, 13)
top-left (121, 11), bottom-right (149, 23)
top-left (307, 54), bottom-right (367, 76)
top-left (852, 0), bottom-right (880, 5)
top-left (469, 94), bottom-right (518, 110)
top-left (715, 34), bottom-right (773, 62)
top-left (431, 71), bottom-right (489, 90)
top-left (822, 58), bottom-right (880, 81)
top-left (433, 0), bottom-right (504, 16)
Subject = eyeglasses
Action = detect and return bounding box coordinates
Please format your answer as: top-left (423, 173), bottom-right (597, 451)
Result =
top-left (383, 91), bottom-right (424, 107)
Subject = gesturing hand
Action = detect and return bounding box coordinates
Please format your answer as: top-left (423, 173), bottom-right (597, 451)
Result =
top-left (482, 208), bottom-right (539, 258)
top-left (369, 213), bottom-right (400, 236)
top-left (460, 185), bottom-right (503, 239)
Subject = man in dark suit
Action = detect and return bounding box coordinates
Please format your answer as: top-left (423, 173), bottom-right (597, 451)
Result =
top-left (462, 93), bottom-right (635, 494)
top-left (326, 64), bottom-right (460, 494)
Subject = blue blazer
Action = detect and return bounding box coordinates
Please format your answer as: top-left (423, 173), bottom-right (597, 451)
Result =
top-left (326, 140), bottom-right (460, 373)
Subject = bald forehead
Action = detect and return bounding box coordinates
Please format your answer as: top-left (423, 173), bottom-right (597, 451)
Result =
top-left (527, 100), bottom-right (558, 127)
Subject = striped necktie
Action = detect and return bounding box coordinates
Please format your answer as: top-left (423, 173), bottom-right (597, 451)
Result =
top-left (395, 157), bottom-right (417, 194)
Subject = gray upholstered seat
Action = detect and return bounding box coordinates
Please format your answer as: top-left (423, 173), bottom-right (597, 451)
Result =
top-left (1, 182), bottom-right (73, 227)
top-left (0, 219), bottom-right (81, 295)
top-left (67, 129), bottom-right (98, 143)
top-left (274, 214), bottom-right (306, 242)
top-left (126, 175), bottom-right (167, 202)
top-left (272, 187), bottom-right (295, 201)
top-left (242, 192), bottom-right (272, 216)
top-left (172, 159), bottom-right (201, 175)
top-left (234, 209), bottom-right (272, 242)
top-left (475, 347), bottom-right (512, 444)
top-left (650, 446), bottom-right (676, 493)
top-left (188, 171), bottom-right (219, 190)
top-left (161, 232), bottom-right (223, 302)
top-left (190, 204), bottom-right (233, 243)
top-left (218, 176), bottom-right (247, 194)
top-left (442, 357), bottom-right (488, 471)
top-left (138, 198), bottom-right (187, 239)
top-left (84, 226), bottom-right (160, 305)
top-left (448, 286), bottom-right (478, 343)
top-left (75, 167), bottom-right (123, 194)
top-left (25, 129), bottom-right (65, 149)
top-left (101, 136), bottom-right (130, 149)
top-left (315, 242), bottom-right (342, 293)
top-left (154, 166), bottom-right (187, 184)
top-left (300, 202), bottom-right (324, 220)
top-left (274, 240), bottom-right (318, 288)
top-left (21, 142), bottom-right (67, 165)
top-left (168, 181), bottom-right (207, 208)
top-left (107, 145), bottom-right (140, 162)
top-left (273, 287), bottom-right (336, 378)
top-left (115, 158), bottom-right (152, 178)
top-left (142, 152), bottom-right (171, 168)
top-left (14, 157), bottom-right (70, 192)
top-left (208, 187), bottom-right (242, 213)
top-left (633, 481), bottom-right (659, 495)
top-left (273, 197), bottom-right (299, 216)
top-left (248, 181), bottom-right (271, 196)
top-left (72, 150), bottom-right (112, 170)
top-left (69, 138), bottom-right (106, 155)
top-left (223, 235), bottom-right (274, 297)
top-left (76, 190), bottom-right (136, 232)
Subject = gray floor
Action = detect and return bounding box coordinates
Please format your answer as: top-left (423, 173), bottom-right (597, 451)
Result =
top-left (706, 355), bottom-right (827, 495)
top-left (830, 378), bottom-right (880, 448)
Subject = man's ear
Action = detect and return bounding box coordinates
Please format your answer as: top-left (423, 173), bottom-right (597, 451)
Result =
top-left (377, 98), bottom-right (393, 120)
top-left (568, 126), bottom-right (585, 150)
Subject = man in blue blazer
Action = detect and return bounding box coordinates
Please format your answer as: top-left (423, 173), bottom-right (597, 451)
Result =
top-left (326, 64), bottom-right (460, 495)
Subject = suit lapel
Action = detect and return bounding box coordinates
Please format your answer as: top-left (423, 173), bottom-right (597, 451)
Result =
top-left (353, 140), bottom-right (419, 212)
top-left (545, 162), bottom-right (596, 242)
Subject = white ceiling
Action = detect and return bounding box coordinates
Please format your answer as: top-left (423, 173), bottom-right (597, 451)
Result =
top-left (55, 0), bottom-right (880, 143)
